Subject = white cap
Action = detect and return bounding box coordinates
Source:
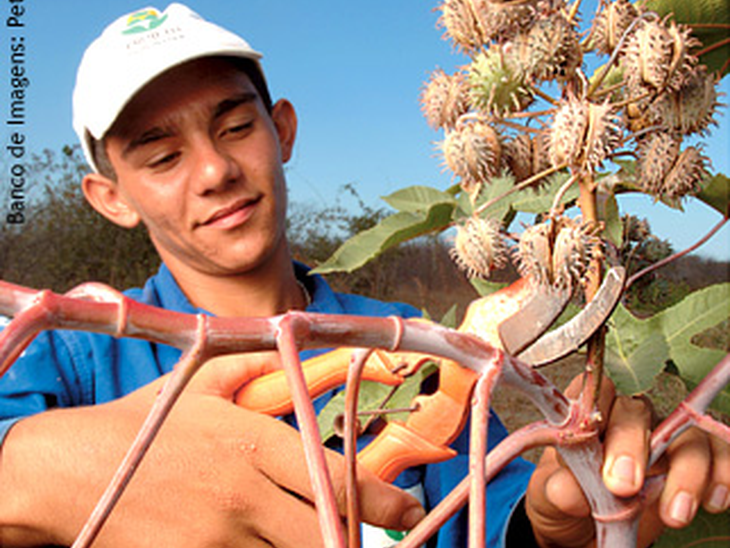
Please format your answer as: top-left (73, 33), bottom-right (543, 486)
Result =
top-left (73, 3), bottom-right (263, 172)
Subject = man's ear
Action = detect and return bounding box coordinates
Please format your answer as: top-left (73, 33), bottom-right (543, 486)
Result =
top-left (81, 173), bottom-right (141, 229)
top-left (271, 99), bottom-right (297, 163)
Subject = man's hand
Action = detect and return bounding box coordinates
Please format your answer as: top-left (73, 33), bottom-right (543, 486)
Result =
top-left (0, 354), bottom-right (425, 547)
top-left (525, 376), bottom-right (730, 548)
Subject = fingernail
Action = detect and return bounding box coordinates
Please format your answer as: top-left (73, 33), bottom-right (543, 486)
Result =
top-left (669, 491), bottom-right (697, 525)
top-left (707, 484), bottom-right (730, 512)
top-left (609, 455), bottom-right (637, 490)
top-left (401, 505), bottom-right (426, 530)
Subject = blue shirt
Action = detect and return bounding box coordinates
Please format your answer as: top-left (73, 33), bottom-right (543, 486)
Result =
top-left (0, 262), bottom-right (533, 547)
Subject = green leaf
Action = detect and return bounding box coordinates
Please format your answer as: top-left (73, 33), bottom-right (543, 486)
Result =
top-left (317, 363), bottom-right (438, 443)
top-left (606, 308), bottom-right (670, 394)
top-left (385, 362), bottom-right (438, 421)
top-left (382, 185), bottom-right (458, 213)
top-left (597, 190), bottom-right (623, 248)
top-left (439, 304), bottom-right (459, 329)
top-left (697, 173), bottom-right (730, 216)
top-left (605, 284), bottom-right (730, 413)
top-left (653, 507), bottom-right (730, 548)
top-left (475, 174), bottom-right (518, 221)
top-left (312, 203), bottom-right (456, 274)
top-left (643, 0), bottom-right (730, 77)
top-left (456, 175), bottom-right (516, 223)
top-left (469, 278), bottom-right (507, 297)
top-left (317, 381), bottom-right (392, 443)
top-left (660, 283), bottom-right (730, 412)
top-left (511, 172), bottom-right (577, 215)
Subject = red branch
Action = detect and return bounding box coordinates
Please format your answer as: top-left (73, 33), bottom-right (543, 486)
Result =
top-left (0, 279), bottom-right (728, 547)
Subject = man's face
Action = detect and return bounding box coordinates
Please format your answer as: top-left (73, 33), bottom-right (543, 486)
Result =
top-left (99, 58), bottom-right (295, 278)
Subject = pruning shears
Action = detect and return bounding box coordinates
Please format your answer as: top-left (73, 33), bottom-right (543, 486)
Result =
top-left (236, 267), bottom-right (625, 482)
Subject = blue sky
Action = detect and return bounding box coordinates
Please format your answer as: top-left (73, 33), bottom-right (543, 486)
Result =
top-left (2, 0), bottom-right (729, 260)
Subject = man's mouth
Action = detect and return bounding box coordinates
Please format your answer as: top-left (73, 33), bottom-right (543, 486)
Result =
top-left (201, 197), bottom-right (260, 229)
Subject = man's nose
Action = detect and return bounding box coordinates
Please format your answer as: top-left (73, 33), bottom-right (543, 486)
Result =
top-left (192, 139), bottom-right (241, 195)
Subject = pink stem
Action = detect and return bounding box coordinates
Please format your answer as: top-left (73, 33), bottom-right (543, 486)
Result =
top-left (468, 354), bottom-right (502, 548)
top-left (693, 412), bottom-right (730, 443)
top-left (72, 315), bottom-right (210, 548)
top-left (275, 316), bottom-right (345, 548)
top-left (502, 356), bottom-right (640, 547)
top-left (650, 352), bottom-right (730, 467)
top-left (344, 349), bottom-right (374, 548)
top-left (2, 280), bottom-right (729, 548)
top-left (398, 420), bottom-right (561, 548)
top-left (625, 215), bottom-right (729, 292)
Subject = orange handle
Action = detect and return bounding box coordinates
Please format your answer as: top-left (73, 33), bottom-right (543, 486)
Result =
top-left (357, 421), bottom-right (456, 483)
top-left (237, 277), bottom-right (532, 483)
top-left (356, 359), bottom-right (477, 481)
top-left (236, 348), bottom-right (404, 415)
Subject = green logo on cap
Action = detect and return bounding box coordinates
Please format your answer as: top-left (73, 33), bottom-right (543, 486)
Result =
top-left (385, 529), bottom-right (407, 541)
top-left (122, 9), bottom-right (168, 35)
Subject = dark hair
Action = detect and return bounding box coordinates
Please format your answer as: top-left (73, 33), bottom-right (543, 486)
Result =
top-left (89, 57), bottom-right (273, 180)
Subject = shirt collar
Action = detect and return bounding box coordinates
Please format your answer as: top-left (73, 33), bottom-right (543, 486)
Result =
top-left (143, 261), bottom-right (345, 317)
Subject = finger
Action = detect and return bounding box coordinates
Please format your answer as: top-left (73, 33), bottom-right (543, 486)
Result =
top-left (703, 435), bottom-right (730, 514)
top-left (602, 395), bottom-right (652, 497)
top-left (562, 372), bottom-right (616, 400)
top-left (224, 461), bottom-right (330, 548)
top-left (348, 461), bottom-right (426, 531)
top-left (636, 496), bottom-right (665, 548)
top-left (659, 427), bottom-right (711, 528)
top-left (257, 488), bottom-right (330, 548)
top-left (189, 352), bottom-right (281, 399)
top-left (241, 408), bottom-right (425, 532)
top-left (525, 447), bottom-right (594, 547)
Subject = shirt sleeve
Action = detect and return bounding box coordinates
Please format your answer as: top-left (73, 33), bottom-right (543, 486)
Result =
top-left (502, 495), bottom-right (540, 547)
top-left (422, 412), bottom-right (535, 548)
top-left (0, 329), bottom-right (82, 444)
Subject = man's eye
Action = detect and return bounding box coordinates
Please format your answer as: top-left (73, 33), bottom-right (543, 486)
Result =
top-left (223, 121), bottom-right (253, 137)
top-left (149, 152), bottom-right (180, 168)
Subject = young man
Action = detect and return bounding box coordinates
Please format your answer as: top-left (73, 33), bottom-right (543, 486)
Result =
top-left (0, 4), bottom-right (726, 547)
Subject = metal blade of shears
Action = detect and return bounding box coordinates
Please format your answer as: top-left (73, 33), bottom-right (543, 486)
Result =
top-left (497, 283), bottom-right (572, 356)
top-left (517, 266), bottom-right (626, 366)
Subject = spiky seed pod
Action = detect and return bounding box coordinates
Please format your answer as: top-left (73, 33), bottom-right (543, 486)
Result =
top-left (552, 218), bottom-right (601, 289)
top-left (622, 19), bottom-right (674, 91)
top-left (504, 133), bottom-right (531, 183)
top-left (442, 121), bottom-right (503, 193)
top-left (451, 216), bottom-right (507, 278)
top-left (589, 0), bottom-right (640, 55)
top-left (549, 98), bottom-right (621, 170)
top-left (664, 21), bottom-right (700, 91)
top-left (583, 101), bottom-right (622, 170)
top-left (622, 18), bottom-right (698, 93)
top-left (438, 0), bottom-right (486, 54)
top-left (624, 214), bottom-right (651, 243)
top-left (515, 221), bottom-right (553, 285)
top-left (549, 97), bottom-right (588, 167)
top-left (503, 131), bottom-right (551, 189)
top-left (635, 132), bottom-right (681, 195)
top-left (476, 0), bottom-right (539, 43)
top-left (662, 146), bottom-right (708, 200)
top-left (503, 132), bottom-right (533, 185)
top-left (469, 46), bottom-right (533, 116)
top-left (516, 218), bottom-right (601, 288)
top-left (421, 69), bottom-right (470, 130)
top-left (513, 13), bottom-right (582, 83)
top-left (650, 67), bottom-right (721, 136)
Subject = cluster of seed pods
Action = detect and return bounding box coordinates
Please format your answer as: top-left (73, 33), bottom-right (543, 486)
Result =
top-left (422, 0), bottom-right (721, 286)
